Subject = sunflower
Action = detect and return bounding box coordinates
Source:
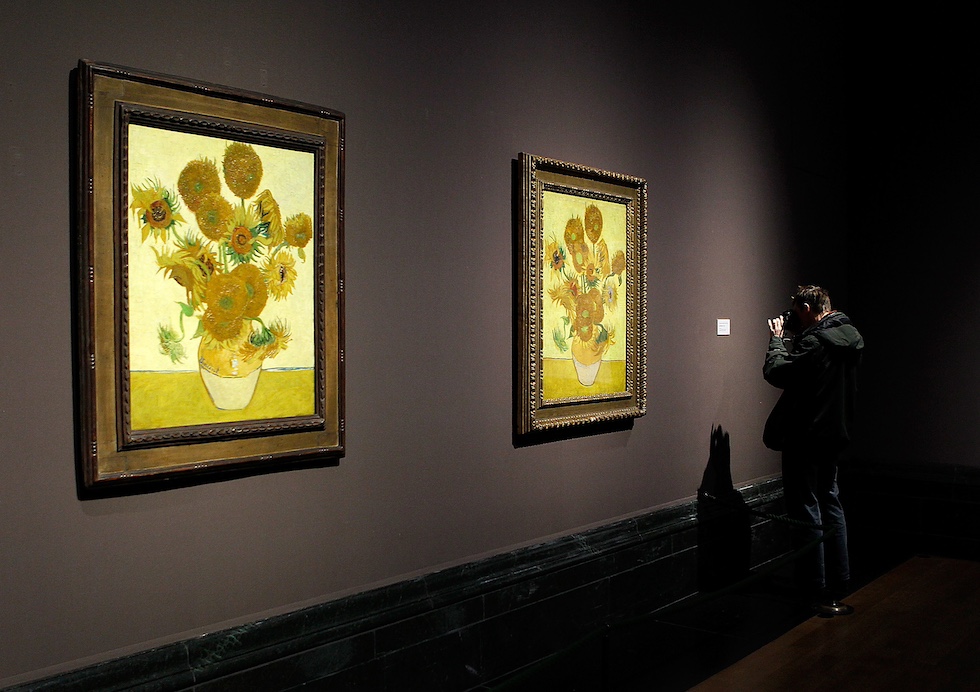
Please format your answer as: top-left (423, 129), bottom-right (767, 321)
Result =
top-left (202, 309), bottom-right (245, 343)
top-left (223, 142), bottom-right (263, 200)
top-left (263, 249), bottom-right (297, 300)
top-left (154, 248), bottom-right (199, 304)
top-left (241, 318), bottom-right (292, 362)
top-left (204, 272), bottom-right (247, 318)
top-left (552, 326), bottom-right (570, 352)
top-left (585, 259), bottom-right (599, 284)
top-left (225, 205), bottom-right (264, 265)
top-left (269, 319), bottom-right (291, 345)
top-left (253, 190), bottom-right (284, 246)
top-left (574, 322), bottom-right (594, 343)
top-left (131, 179), bottom-right (185, 242)
top-left (601, 277), bottom-right (619, 312)
top-left (185, 235), bottom-right (219, 280)
top-left (587, 288), bottom-right (604, 323)
top-left (284, 213), bottom-right (313, 249)
top-left (177, 158), bottom-right (222, 212)
top-left (153, 234), bottom-right (216, 307)
top-left (563, 216), bottom-right (585, 248)
top-left (603, 326), bottom-right (616, 349)
top-left (548, 277), bottom-right (580, 313)
top-left (157, 323), bottom-right (186, 364)
top-left (201, 272), bottom-right (249, 342)
top-left (548, 280), bottom-right (575, 314)
top-left (594, 239), bottom-right (611, 277)
top-left (230, 225), bottom-right (255, 256)
top-left (567, 239), bottom-right (592, 273)
top-left (230, 262), bottom-right (269, 319)
top-left (572, 290), bottom-right (604, 342)
top-left (584, 203), bottom-right (603, 243)
top-left (194, 193), bottom-right (234, 242)
top-left (611, 250), bottom-right (626, 276)
top-left (546, 239), bottom-right (565, 273)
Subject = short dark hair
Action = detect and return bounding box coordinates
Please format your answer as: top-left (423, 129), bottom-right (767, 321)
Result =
top-left (792, 285), bottom-right (831, 313)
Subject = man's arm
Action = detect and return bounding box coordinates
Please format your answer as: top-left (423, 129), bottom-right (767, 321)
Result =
top-left (764, 331), bottom-right (819, 388)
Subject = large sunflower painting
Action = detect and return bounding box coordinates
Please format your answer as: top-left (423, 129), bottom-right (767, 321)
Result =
top-left (540, 190), bottom-right (628, 400)
top-left (127, 124), bottom-right (316, 430)
top-left (513, 153), bottom-right (646, 435)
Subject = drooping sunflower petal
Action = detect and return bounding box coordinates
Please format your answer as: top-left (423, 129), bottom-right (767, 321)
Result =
top-left (153, 234), bottom-right (216, 308)
top-left (267, 319), bottom-right (291, 359)
top-left (237, 318), bottom-right (292, 362)
top-left (253, 190), bottom-right (284, 245)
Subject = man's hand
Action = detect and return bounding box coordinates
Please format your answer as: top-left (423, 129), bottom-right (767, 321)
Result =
top-left (768, 316), bottom-right (784, 338)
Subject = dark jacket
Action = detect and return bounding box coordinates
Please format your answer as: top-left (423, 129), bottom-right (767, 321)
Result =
top-left (763, 311), bottom-right (864, 452)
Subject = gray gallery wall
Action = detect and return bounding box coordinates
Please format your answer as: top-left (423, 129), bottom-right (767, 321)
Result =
top-left (1, 1), bottom-right (974, 687)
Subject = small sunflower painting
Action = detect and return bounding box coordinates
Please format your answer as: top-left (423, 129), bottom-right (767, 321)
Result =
top-left (541, 190), bottom-right (628, 400)
top-left (127, 124), bottom-right (316, 430)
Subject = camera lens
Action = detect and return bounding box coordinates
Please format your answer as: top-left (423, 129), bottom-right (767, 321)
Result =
top-left (780, 309), bottom-right (800, 332)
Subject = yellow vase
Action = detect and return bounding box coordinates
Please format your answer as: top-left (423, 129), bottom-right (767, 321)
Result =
top-left (570, 337), bottom-right (606, 387)
top-left (198, 338), bottom-right (264, 410)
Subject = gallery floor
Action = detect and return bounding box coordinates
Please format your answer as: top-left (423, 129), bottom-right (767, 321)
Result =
top-left (501, 553), bottom-right (980, 691)
top-left (599, 554), bottom-right (980, 691)
top-left (690, 555), bottom-right (980, 691)
top-left (489, 542), bottom-right (980, 691)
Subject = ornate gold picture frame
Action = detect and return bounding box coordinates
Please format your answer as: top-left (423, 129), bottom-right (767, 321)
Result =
top-left (74, 60), bottom-right (344, 489)
top-left (517, 153), bottom-right (646, 435)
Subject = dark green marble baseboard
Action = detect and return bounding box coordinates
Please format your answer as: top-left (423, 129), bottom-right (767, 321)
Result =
top-left (9, 477), bottom-right (789, 691)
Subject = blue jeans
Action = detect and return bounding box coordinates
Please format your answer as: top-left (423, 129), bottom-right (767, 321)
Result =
top-left (782, 446), bottom-right (850, 599)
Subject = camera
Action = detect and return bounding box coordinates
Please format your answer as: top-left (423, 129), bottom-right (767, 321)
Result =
top-left (780, 308), bottom-right (801, 333)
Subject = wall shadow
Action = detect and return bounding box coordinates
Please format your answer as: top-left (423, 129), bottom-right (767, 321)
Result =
top-left (697, 425), bottom-right (752, 592)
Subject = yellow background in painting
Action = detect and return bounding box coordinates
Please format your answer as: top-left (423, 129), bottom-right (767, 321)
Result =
top-left (127, 124), bottom-right (316, 373)
top-left (126, 125), bottom-right (318, 430)
top-left (540, 190), bottom-right (628, 400)
top-left (541, 359), bottom-right (627, 401)
top-left (130, 370), bottom-right (314, 430)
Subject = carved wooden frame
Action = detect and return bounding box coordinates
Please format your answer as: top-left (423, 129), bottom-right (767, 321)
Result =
top-left (517, 153), bottom-right (647, 435)
top-left (74, 60), bottom-right (345, 490)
